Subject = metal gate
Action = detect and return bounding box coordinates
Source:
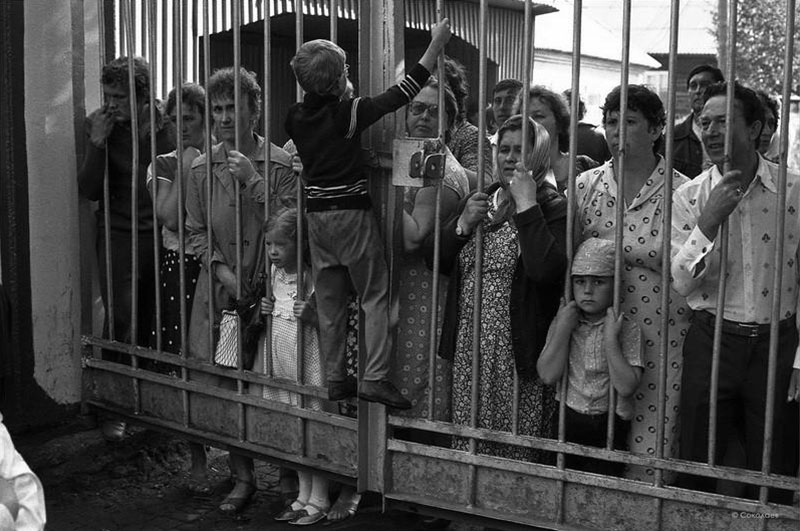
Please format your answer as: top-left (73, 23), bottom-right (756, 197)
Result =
top-left (81, 1), bottom-right (800, 529)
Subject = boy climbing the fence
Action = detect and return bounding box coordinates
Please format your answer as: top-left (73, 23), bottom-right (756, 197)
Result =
top-left (285, 18), bottom-right (452, 409)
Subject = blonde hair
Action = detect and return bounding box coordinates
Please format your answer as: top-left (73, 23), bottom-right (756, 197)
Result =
top-left (290, 39), bottom-right (346, 95)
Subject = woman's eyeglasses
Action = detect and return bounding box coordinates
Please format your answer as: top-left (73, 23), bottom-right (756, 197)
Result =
top-left (409, 102), bottom-right (439, 117)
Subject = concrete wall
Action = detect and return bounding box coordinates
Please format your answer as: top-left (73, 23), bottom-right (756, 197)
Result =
top-left (22, 0), bottom-right (93, 406)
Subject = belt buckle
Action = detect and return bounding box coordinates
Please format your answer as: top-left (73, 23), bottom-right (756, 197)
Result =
top-left (738, 322), bottom-right (761, 337)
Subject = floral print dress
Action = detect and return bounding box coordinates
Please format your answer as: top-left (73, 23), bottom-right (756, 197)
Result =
top-left (574, 158), bottom-right (691, 481)
top-left (450, 194), bottom-right (555, 461)
top-left (393, 153), bottom-right (470, 420)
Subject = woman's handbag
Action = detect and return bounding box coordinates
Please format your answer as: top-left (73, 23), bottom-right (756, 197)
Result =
top-left (213, 243), bottom-right (267, 370)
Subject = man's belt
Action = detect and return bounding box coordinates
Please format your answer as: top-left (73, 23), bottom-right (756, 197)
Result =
top-left (694, 309), bottom-right (796, 338)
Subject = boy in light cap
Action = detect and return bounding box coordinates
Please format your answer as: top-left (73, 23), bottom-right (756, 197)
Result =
top-left (537, 238), bottom-right (643, 476)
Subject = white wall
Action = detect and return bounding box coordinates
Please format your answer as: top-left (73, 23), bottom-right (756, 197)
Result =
top-left (533, 52), bottom-right (651, 126)
top-left (23, 0), bottom-right (86, 405)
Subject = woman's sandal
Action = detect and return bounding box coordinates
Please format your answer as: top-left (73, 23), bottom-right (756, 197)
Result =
top-left (275, 500), bottom-right (305, 522)
top-left (289, 503), bottom-right (328, 526)
top-left (218, 479), bottom-right (257, 515)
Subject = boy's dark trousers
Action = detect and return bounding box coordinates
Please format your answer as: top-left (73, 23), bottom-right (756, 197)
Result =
top-left (554, 407), bottom-right (630, 477)
top-left (306, 209), bottom-right (392, 383)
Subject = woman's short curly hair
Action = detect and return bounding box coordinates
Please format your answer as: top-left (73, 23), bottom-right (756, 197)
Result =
top-left (207, 67), bottom-right (262, 123)
top-left (602, 84), bottom-right (666, 154)
top-left (102, 56), bottom-right (150, 101)
top-left (443, 56), bottom-right (469, 123)
top-left (165, 83), bottom-right (206, 117)
top-left (518, 86), bottom-right (571, 152)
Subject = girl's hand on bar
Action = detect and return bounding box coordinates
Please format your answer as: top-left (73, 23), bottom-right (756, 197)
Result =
top-left (293, 300), bottom-right (315, 322)
top-left (227, 150), bottom-right (257, 183)
top-left (290, 154), bottom-right (303, 175)
top-left (788, 369), bottom-right (799, 403)
top-left (457, 192), bottom-right (489, 235)
top-left (508, 163), bottom-right (538, 212)
top-left (260, 296), bottom-right (274, 316)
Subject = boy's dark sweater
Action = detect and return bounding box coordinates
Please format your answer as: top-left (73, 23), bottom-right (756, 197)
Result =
top-left (285, 63), bottom-right (430, 212)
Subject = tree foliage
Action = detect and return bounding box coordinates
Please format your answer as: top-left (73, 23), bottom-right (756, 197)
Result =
top-left (714, 0), bottom-right (800, 94)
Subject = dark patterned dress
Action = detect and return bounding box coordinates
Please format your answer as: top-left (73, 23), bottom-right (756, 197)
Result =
top-left (451, 197), bottom-right (555, 460)
top-left (575, 158), bottom-right (691, 481)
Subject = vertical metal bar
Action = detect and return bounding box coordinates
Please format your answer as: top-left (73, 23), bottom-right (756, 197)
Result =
top-left (425, 0), bottom-right (445, 423)
top-left (295, 0), bottom-right (303, 102)
top-left (708, 0), bottom-right (738, 467)
top-left (174, 0), bottom-right (187, 361)
top-left (263, 0), bottom-right (274, 381)
top-left (293, 0), bottom-right (305, 410)
top-left (558, 0), bottom-right (583, 523)
top-left (467, 0), bottom-right (488, 508)
top-left (98, 0), bottom-right (116, 344)
top-left (204, 0), bottom-right (215, 368)
top-left (607, 0), bottom-right (632, 450)
top-left (162, 1), bottom-right (169, 99)
top-left (148, 0), bottom-right (163, 355)
top-left (122, 0), bottom-right (142, 415)
top-left (232, 0), bottom-right (246, 445)
top-left (759, 0), bottom-right (796, 505)
top-left (329, 0), bottom-right (338, 41)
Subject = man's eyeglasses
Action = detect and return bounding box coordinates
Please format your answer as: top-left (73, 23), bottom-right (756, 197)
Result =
top-left (409, 102), bottom-right (439, 117)
top-left (688, 80), bottom-right (712, 91)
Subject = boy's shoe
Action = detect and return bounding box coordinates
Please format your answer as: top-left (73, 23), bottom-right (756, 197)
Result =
top-left (328, 376), bottom-right (358, 401)
top-left (358, 380), bottom-right (412, 409)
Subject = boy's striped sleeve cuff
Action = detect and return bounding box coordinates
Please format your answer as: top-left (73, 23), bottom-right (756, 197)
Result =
top-left (398, 63), bottom-right (431, 101)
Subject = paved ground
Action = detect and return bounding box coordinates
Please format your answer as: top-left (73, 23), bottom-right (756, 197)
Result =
top-left (14, 418), bottom-right (483, 531)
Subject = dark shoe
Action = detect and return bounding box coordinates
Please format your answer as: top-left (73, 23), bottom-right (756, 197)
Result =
top-left (328, 376), bottom-right (358, 401)
top-left (358, 380), bottom-right (412, 409)
top-left (275, 500), bottom-right (305, 522)
top-left (218, 480), bottom-right (256, 515)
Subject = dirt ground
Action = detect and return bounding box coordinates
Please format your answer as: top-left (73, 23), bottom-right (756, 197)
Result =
top-left (13, 417), bottom-right (482, 531)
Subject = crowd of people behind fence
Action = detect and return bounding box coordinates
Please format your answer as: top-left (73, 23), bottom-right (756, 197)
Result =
top-left (77, 18), bottom-right (800, 526)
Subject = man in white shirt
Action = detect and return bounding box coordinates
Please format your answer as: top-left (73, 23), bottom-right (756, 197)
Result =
top-left (671, 81), bottom-right (800, 503)
top-left (0, 415), bottom-right (45, 530)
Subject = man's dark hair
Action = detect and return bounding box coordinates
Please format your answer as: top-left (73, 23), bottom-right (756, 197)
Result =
top-left (102, 56), bottom-right (150, 100)
top-left (602, 84), bottom-right (666, 154)
top-left (756, 89), bottom-right (779, 128)
top-left (492, 78), bottom-right (523, 97)
top-left (686, 64), bottom-right (724, 88)
top-left (703, 81), bottom-right (765, 129)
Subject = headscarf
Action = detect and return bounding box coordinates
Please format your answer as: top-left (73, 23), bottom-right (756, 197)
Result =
top-left (491, 115), bottom-right (557, 227)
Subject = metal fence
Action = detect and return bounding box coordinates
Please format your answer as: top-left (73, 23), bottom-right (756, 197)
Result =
top-left (81, 1), bottom-right (800, 529)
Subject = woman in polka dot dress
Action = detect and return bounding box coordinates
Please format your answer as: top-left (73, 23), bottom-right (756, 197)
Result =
top-left (574, 85), bottom-right (691, 482)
